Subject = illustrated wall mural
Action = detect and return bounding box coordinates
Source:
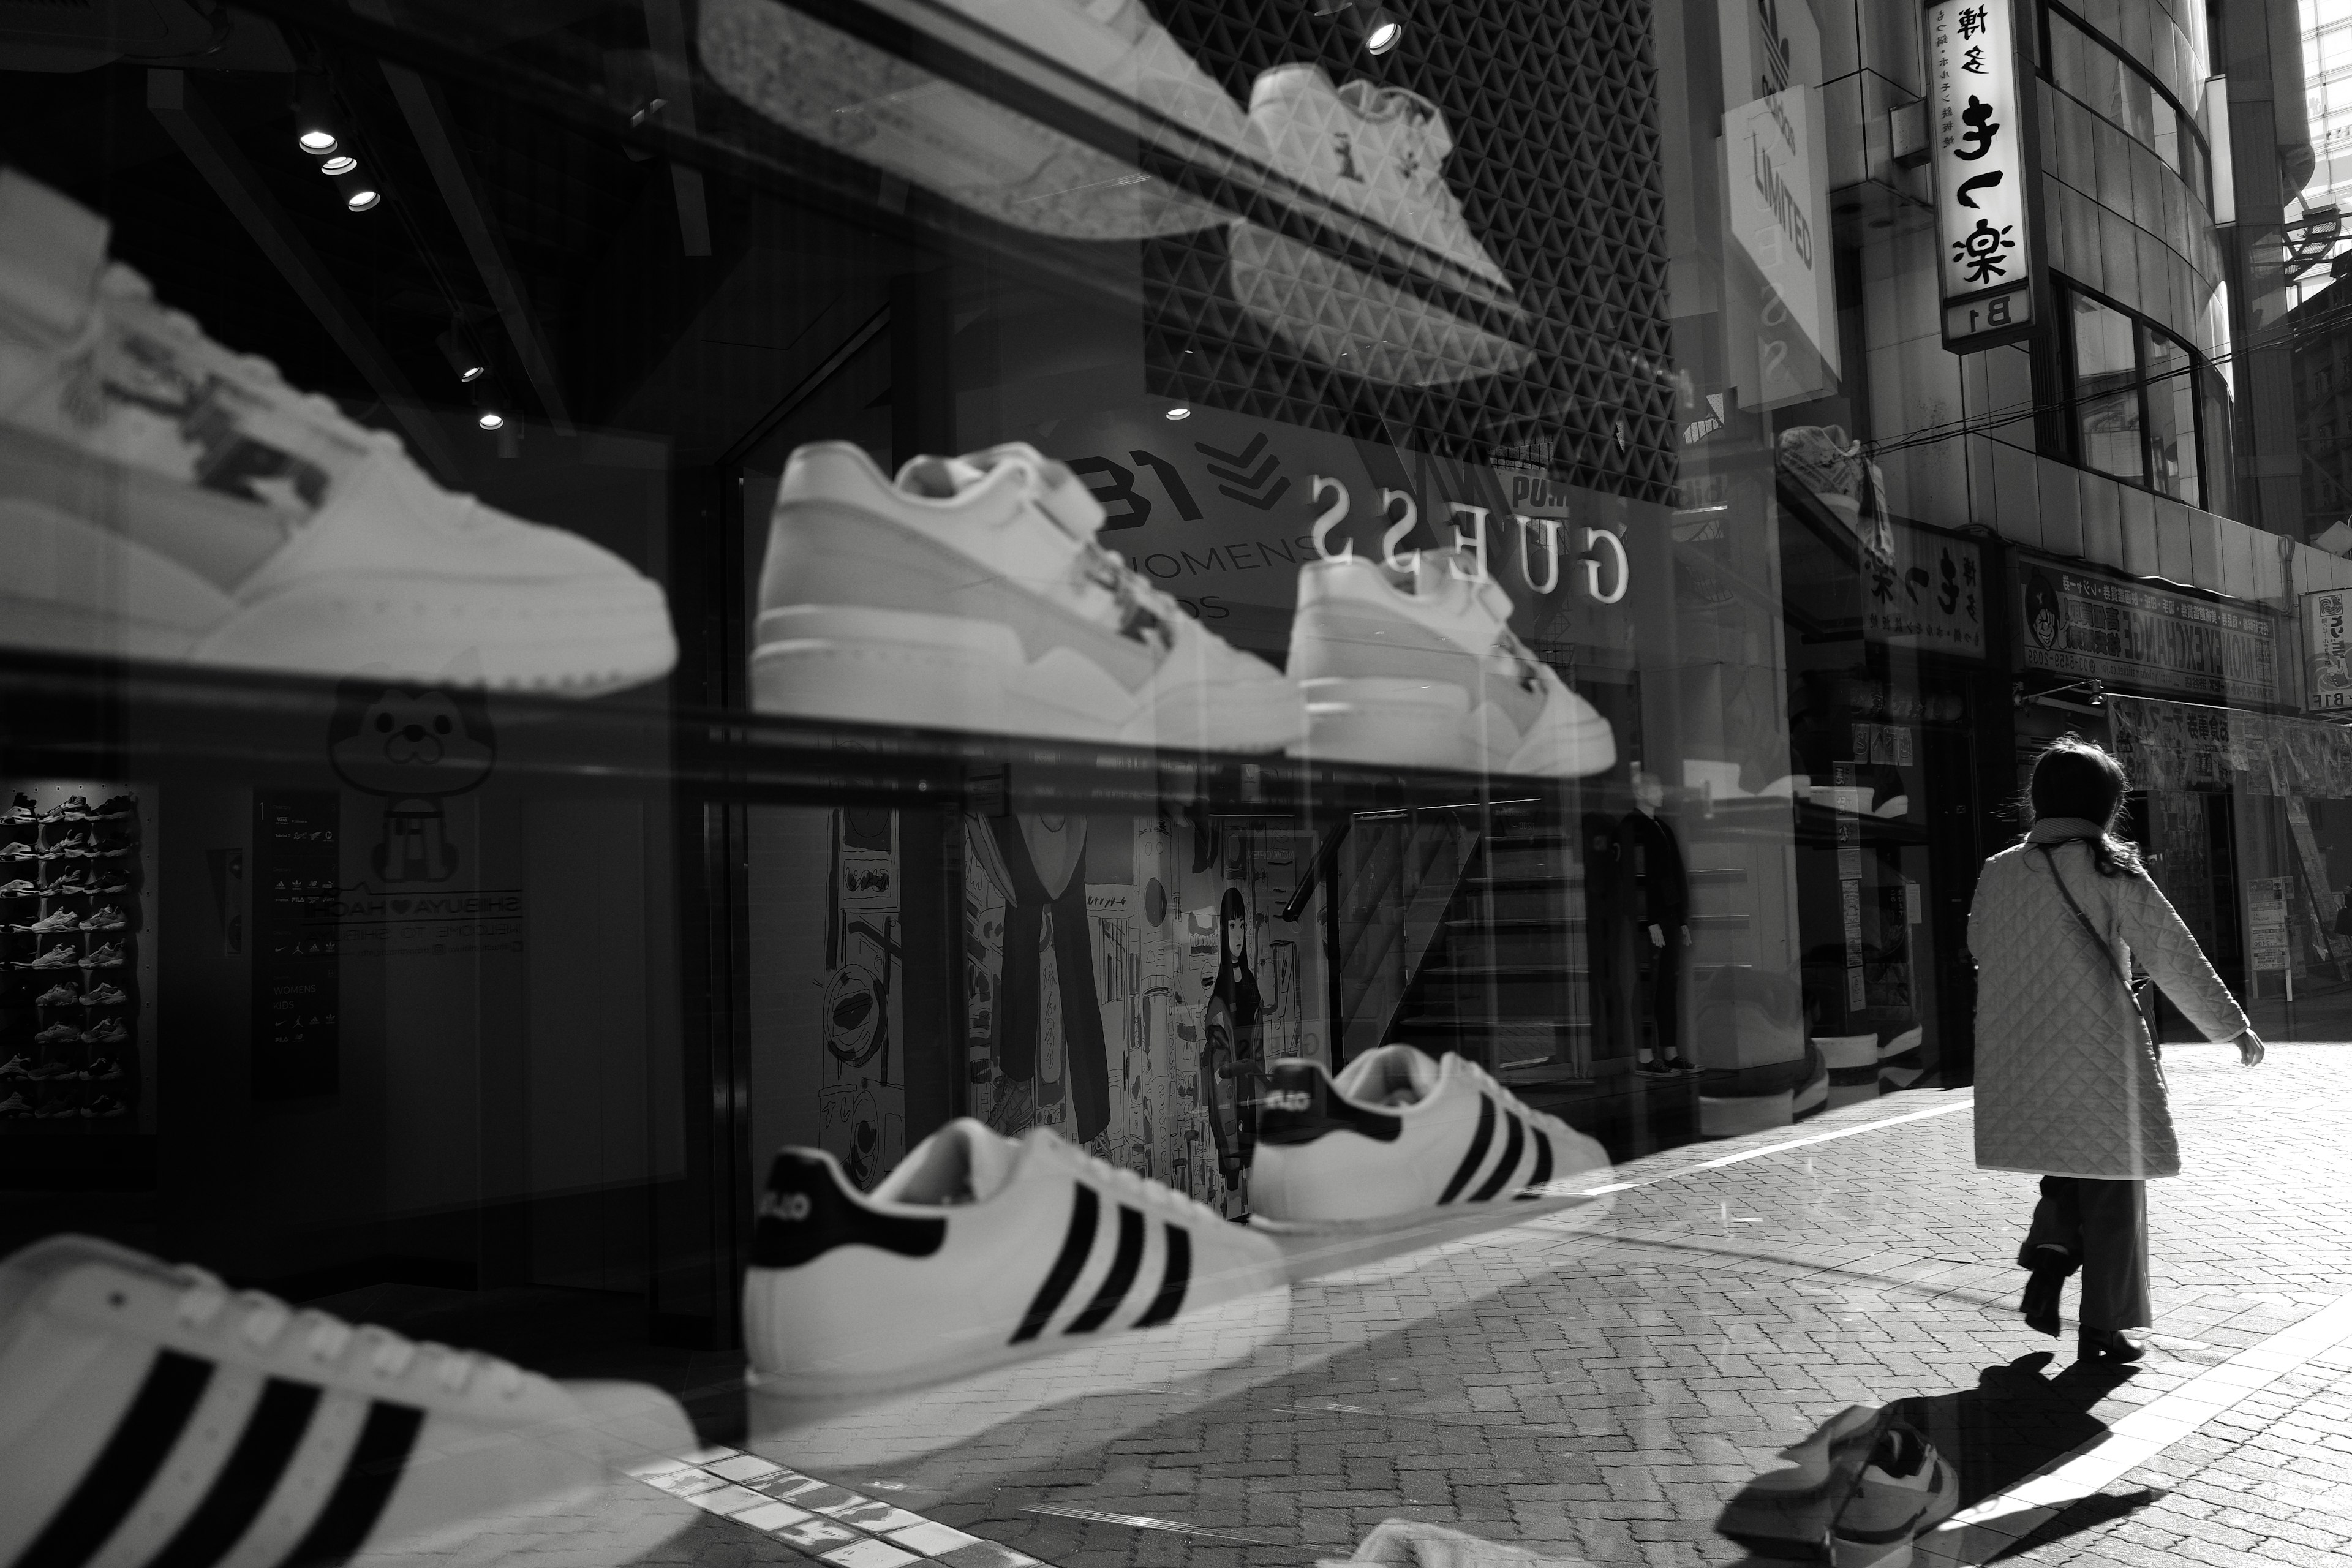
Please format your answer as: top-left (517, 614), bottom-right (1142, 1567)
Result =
top-left (964, 809), bottom-right (1324, 1217)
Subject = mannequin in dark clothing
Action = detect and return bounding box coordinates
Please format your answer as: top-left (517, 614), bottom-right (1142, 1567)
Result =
top-left (1620, 769), bottom-right (1693, 1073)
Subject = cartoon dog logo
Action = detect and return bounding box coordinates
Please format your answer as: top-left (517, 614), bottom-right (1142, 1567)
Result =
top-left (328, 680), bottom-right (497, 885)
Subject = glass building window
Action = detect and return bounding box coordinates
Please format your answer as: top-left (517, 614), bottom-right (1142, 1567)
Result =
top-left (2065, 284), bottom-right (2212, 503)
top-left (2046, 3), bottom-right (2211, 205)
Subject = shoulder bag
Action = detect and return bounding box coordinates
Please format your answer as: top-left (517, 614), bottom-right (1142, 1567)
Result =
top-left (2037, 843), bottom-right (2158, 1061)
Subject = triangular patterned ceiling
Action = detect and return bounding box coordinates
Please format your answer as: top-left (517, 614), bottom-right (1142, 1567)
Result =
top-left (1145, 0), bottom-right (1676, 506)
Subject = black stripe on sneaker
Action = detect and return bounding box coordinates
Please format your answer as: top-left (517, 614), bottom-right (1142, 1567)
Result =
top-left (278, 1399), bottom-right (426, 1568)
top-left (15, 1348), bottom-right (213, 1568)
top-left (1066, 1204), bottom-right (1146, 1334)
top-left (148, 1377), bottom-right (323, 1568)
top-left (1011, 1184), bottom-right (1100, 1343)
top-left (1515, 1128), bottom-right (1555, 1200)
top-left (1436, 1096), bottom-right (1496, 1205)
top-left (1132, 1224), bottom-right (1191, 1329)
top-left (1469, 1112), bottom-right (1526, 1202)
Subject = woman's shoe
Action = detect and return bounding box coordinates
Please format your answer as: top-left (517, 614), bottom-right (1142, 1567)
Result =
top-left (2019, 1268), bottom-right (2065, 1337)
top-left (2078, 1326), bottom-right (2146, 1363)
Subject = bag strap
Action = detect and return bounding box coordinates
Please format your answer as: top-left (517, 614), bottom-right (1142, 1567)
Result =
top-left (2037, 843), bottom-right (2155, 1052)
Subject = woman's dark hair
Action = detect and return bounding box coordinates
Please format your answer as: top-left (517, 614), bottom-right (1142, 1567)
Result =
top-left (2027, 737), bottom-right (2143, 877)
top-left (1216, 886), bottom-right (1248, 972)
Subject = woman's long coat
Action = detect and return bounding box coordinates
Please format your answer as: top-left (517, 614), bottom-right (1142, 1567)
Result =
top-left (1968, 839), bottom-right (2249, 1180)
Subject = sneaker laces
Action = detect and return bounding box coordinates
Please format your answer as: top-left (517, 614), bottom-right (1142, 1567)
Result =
top-left (171, 1270), bottom-right (529, 1399)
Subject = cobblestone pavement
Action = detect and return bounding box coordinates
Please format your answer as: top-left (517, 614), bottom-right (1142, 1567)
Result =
top-left (639, 1043), bottom-right (2352, 1568)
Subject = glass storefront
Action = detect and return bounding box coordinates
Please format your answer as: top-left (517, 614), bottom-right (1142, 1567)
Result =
top-left (2, 0), bottom-right (2340, 1561)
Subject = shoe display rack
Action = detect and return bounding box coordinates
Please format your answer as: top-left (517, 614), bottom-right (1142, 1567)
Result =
top-left (0, 781), bottom-right (150, 1130)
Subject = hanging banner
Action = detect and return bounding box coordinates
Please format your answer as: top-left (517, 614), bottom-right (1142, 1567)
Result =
top-left (1721, 0), bottom-right (1839, 405)
top-left (2303, 587), bottom-right (2352, 712)
top-left (2016, 557), bottom-right (2276, 706)
top-left (1925, 0), bottom-right (2038, 349)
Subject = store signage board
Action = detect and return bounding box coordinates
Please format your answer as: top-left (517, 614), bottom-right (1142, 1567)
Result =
top-left (1924, 0), bottom-right (2038, 350)
top-left (2304, 587), bottom-right (2352, 710)
top-left (2016, 557), bottom-right (2277, 706)
top-left (1864, 519), bottom-right (1986, 657)
top-left (1720, 0), bottom-right (1839, 404)
top-left (2247, 876), bottom-right (2288, 973)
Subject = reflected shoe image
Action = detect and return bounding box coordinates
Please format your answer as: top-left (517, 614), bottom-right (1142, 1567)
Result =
top-left (81, 1054), bottom-right (124, 1079)
top-left (1830, 1420), bottom-right (1958, 1567)
top-left (77, 906), bottom-right (126, 930)
top-left (1250, 1044), bottom-right (1612, 1231)
top-left (0, 1054), bottom-right (29, 1078)
top-left (1228, 66), bottom-right (1526, 386)
top-left (80, 941), bottom-right (124, 968)
top-left (0, 878), bottom-right (37, 897)
top-left (0, 842), bottom-right (35, 861)
top-left (1, 793), bottom-right (34, 824)
top-left (82, 1019), bottom-right (127, 1047)
top-left (0, 1092), bottom-right (28, 1117)
top-left (39, 796), bottom-right (92, 822)
top-left (1287, 549), bottom-right (1614, 776)
top-left (31, 1023), bottom-right (80, 1047)
top-left (15, 908), bottom-right (78, 933)
top-left (698, 0), bottom-right (1248, 242)
top-left (754, 442), bottom-right (1297, 750)
top-left (80, 982), bottom-right (127, 1006)
top-left (0, 1235), bottom-right (700, 1568)
top-left (34, 984), bottom-right (80, 1007)
top-left (0, 171), bottom-right (677, 697)
top-left (94, 794), bottom-right (135, 820)
top-left (1717, 1404), bottom-right (1891, 1558)
top-left (17, 943), bottom-right (77, 969)
top-left (80, 1093), bottom-right (127, 1118)
top-left (743, 1118), bottom-right (1289, 1399)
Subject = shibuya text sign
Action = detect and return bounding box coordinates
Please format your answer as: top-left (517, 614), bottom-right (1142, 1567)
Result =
top-left (1925, 0), bottom-right (2036, 349)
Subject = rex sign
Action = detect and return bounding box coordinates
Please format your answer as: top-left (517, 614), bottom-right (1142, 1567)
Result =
top-left (1041, 401), bottom-right (1643, 665)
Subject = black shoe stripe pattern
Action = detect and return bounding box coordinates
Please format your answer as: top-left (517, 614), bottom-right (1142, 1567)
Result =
top-left (15, 1348), bottom-right (427, 1568)
top-left (1065, 1205), bottom-right (1147, 1334)
top-left (1014, 1187), bottom-right (1207, 1343)
top-left (1468, 1114), bottom-right (1526, 1202)
top-left (1012, 1185), bottom-right (1101, 1343)
top-left (1131, 1225), bottom-right (1191, 1328)
top-left (1515, 1128), bottom-right (1554, 1200)
top-left (1436, 1096), bottom-right (1496, 1205)
top-left (146, 1378), bottom-right (323, 1568)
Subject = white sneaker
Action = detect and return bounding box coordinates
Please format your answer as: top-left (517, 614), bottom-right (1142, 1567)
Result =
top-left (698, 0), bottom-right (1248, 241)
top-left (754, 441), bottom-right (1297, 750)
top-left (0, 1235), bottom-right (698, 1568)
top-left (0, 170), bottom-right (676, 696)
top-left (742, 1118), bottom-right (1289, 1398)
top-left (1228, 67), bottom-right (1527, 386)
top-left (1286, 548), bottom-right (1615, 776)
top-left (1248, 1044), bottom-right (1613, 1231)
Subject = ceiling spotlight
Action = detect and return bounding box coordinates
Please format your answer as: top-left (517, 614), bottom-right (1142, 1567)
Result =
top-left (294, 74), bottom-right (339, 156)
top-left (332, 170), bottom-right (379, 212)
top-left (1165, 406), bottom-right (1193, 420)
top-left (437, 328), bottom-right (487, 384)
top-left (1361, 4), bottom-right (1403, 52)
top-left (320, 154), bottom-right (358, 176)
top-left (477, 410), bottom-right (506, 431)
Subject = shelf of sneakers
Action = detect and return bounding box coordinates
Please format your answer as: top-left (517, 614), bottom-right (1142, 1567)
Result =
top-left (0, 788), bottom-right (141, 1128)
top-left (268, 0), bottom-right (1526, 379)
top-left (0, 653), bottom-right (1617, 820)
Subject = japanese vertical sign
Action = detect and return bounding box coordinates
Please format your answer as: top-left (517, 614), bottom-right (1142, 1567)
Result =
top-left (1925, 0), bottom-right (2038, 349)
top-left (2305, 588), bottom-right (2352, 712)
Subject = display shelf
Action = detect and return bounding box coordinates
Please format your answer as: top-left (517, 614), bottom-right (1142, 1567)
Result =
top-left (0, 652), bottom-right (1624, 818)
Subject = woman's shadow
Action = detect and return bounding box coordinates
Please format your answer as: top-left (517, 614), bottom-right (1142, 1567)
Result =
top-left (1717, 1351), bottom-right (2165, 1562)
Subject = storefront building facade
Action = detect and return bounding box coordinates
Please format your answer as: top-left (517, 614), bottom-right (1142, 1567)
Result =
top-left (0, 0), bottom-right (2342, 1559)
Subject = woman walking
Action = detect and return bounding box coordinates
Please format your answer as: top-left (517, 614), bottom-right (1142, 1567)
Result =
top-left (1968, 738), bottom-right (2265, 1363)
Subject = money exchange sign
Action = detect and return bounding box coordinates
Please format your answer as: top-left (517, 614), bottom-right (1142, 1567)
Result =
top-left (1925, 0), bottom-right (2037, 349)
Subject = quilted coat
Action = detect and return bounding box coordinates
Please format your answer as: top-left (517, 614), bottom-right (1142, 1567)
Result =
top-left (1968, 834), bottom-right (2249, 1180)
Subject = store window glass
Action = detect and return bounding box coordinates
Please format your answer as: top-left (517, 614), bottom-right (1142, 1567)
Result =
top-left (2064, 282), bottom-right (2212, 502)
top-left (0, 0), bottom-right (2027, 1560)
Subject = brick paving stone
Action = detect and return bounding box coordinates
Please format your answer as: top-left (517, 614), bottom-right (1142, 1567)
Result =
top-left (685, 1045), bottom-right (2352, 1568)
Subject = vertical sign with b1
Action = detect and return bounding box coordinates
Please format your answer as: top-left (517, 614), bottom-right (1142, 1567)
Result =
top-left (1925, 0), bottom-right (2041, 350)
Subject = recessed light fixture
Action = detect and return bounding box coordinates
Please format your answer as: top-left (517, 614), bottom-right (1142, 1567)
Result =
top-left (1362, 5), bottom-right (1404, 52)
top-left (320, 155), bottom-right (358, 176)
top-left (1165, 406), bottom-right (1192, 420)
top-left (295, 75), bottom-right (340, 157)
top-left (344, 188), bottom-right (380, 212)
top-left (437, 328), bottom-right (487, 384)
top-left (299, 129), bottom-right (339, 155)
top-left (477, 410), bottom-right (505, 431)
